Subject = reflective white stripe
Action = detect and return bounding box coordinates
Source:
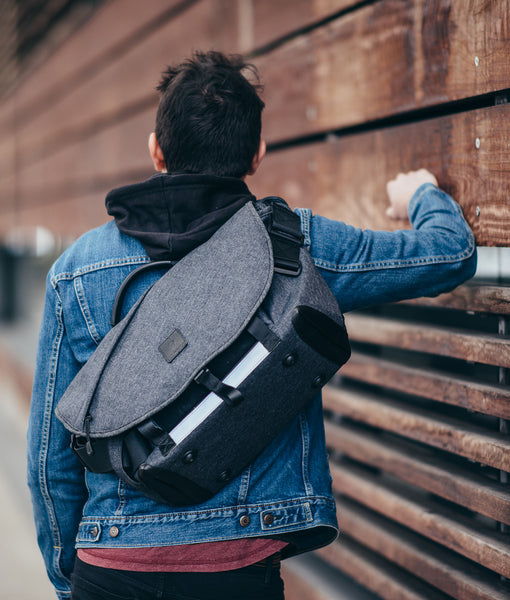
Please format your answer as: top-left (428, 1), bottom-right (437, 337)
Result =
top-left (169, 342), bottom-right (269, 445)
top-left (170, 394), bottom-right (222, 445)
top-left (223, 342), bottom-right (269, 387)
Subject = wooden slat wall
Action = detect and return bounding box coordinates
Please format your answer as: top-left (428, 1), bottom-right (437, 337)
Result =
top-left (1, 2), bottom-right (509, 599)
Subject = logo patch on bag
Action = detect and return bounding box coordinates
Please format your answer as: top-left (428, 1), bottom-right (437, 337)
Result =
top-left (159, 329), bottom-right (188, 363)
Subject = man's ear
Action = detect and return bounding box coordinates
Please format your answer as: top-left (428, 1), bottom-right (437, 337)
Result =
top-left (148, 132), bottom-right (166, 172)
top-left (247, 139), bottom-right (266, 176)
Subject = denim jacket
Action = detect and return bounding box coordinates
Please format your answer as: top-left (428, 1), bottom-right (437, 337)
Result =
top-left (27, 183), bottom-right (476, 598)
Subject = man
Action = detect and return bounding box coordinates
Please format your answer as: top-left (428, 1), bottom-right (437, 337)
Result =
top-left (28, 51), bottom-right (476, 600)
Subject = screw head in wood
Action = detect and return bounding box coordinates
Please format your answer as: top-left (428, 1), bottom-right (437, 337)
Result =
top-left (474, 56), bottom-right (479, 67)
top-left (475, 138), bottom-right (481, 149)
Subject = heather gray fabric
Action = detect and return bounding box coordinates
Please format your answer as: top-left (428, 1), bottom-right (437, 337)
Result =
top-left (56, 199), bottom-right (350, 504)
top-left (56, 202), bottom-right (273, 436)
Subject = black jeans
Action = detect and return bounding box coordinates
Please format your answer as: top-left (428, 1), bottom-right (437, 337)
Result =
top-left (71, 556), bottom-right (285, 600)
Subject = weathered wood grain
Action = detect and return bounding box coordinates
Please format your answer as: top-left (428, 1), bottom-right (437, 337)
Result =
top-left (257, 0), bottom-right (510, 143)
top-left (341, 352), bottom-right (510, 419)
top-left (399, 283), bottom-right (510, 314)
top-left (325, 421), bottom-right (510, 525)
top-left (330, 462), bottom-right (510, 578)
top-left (334, 498), bottom-right (510, 600)
top-left (318, 536), bottom-right (452, 600)
top-left (251, 103), bottom-right (510, 247)
top-left (250, 0), bottom-right (363, 51)
top-left (344, 313), bottom-right (510, 367)
top-left (322, 386), bottom-right (510, 471)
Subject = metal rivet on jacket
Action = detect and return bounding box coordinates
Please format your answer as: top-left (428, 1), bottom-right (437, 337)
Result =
top-left (263, 513), bottom-right (275, 526)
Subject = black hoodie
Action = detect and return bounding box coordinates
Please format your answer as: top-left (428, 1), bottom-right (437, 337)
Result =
top-left (106, 173), bottom-right (256, 261)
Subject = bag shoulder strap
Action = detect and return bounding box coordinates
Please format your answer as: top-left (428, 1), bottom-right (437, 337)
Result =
top-left (111, 260), bottom-right (174, 327)
top-left (257, 197), bottom-right (304, 276)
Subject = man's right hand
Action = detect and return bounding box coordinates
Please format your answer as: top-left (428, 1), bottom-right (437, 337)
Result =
top-left (386, 169), bottom-right (438, 220)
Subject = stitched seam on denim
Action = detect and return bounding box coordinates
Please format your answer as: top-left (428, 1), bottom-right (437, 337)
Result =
top-left (78, 496), bottom-right (335, 524)
top-left (51, 256), bottom-right (149, 284)
top-left (73, 276), bottom-right (101, 345)
top-left (115, 479), bottom-right (127, 516)
top-left (237, 466), bottom-right (251, 505)
top-left (261, 501), bottom-right (313, 530)
top-left (313, 233), bottom-right (475, 273)
top-left (411, 182), bottom-right (452, 208)
top-left (75, 520), bottom-right (339, 547)
top-left (299, 413), bottom-right (313, 496)
top-left (295, 208), bottom-right (311, 249)
top-left (41, 283), bottom-right (69, 585)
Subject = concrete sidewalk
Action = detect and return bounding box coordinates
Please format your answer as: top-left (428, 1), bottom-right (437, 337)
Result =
top-left (0, 377), bottom-right (54, 599)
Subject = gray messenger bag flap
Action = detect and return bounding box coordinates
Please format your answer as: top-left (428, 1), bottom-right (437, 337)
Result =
top-left (56, 198), bottom-right (350, 506)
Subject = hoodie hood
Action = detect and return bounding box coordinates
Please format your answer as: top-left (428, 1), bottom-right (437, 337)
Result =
top-left (106, 173), bottom-right (256, 261)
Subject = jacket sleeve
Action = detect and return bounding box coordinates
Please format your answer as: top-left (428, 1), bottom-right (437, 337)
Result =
top-left (296, 183), bottom-right (477, 313)
top-left (27, 271), bottom-right (88, 599)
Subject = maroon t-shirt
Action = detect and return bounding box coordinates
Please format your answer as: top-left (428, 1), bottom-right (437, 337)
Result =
top-left (78, 539), bottom-right (287, 572)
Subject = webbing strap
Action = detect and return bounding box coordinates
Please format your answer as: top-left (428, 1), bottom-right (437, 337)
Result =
top-left (246, 316), bottom-right (280, 352)
top-left (194, 369), bottom-right (244, 406)
top-left (138, 419), bottom-right (175, 455)
top-left (110, 260), bottom-right (174, 327)
top-left (266, 200), bottom-right (304, 276)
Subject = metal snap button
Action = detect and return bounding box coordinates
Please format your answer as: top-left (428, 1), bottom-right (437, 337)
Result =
top-left (90, 526), bottom-right (99, 537)
top-left (240, 515), bottom-right (251, 527)
top-left (109, 526), bottom-right (120, 538)
top-left (182, 450), bottom-right (197, 464)
top-left (282, 353), bottom-right (297, 367)
top-left (263, 513), bottom-right (275, 526)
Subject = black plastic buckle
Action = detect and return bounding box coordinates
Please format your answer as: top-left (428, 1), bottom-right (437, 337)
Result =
top-left (274, 260), bottom-right (302, 276)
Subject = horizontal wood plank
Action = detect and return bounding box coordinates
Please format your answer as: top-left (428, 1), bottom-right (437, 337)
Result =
top-left (0, 0), bottom-right (198, 131)
top-left (318, 536), bottom-right (452, 600)
top-left (335, 497), bottom-right (510, 600)
top-left (341, 352), bottom-right (510, 419)
top-left (257, 0), bottom-right (510, 143)
top-left (330, 462), bottom-right (510, 578)
top-left (0, 106), bottom-right (154, 236)
top-left (281, 562), bottom-right (335, 600)
top-left (4, 103), bottom-right (509, 246)
top-left (325, 421), bottom-right (510, 525)
top-left (344, 313), bottom-right (510, 367)
top-left (251, 103), bottom-right (510, 247)
top-left (399, 283), bottom-right (510, 315)
top-left (322, 386), bottom-right (510, 471)
top-left (250, 0), bottom-right (362, 51)
top-left (0, 0), bottom-right (238, 180)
